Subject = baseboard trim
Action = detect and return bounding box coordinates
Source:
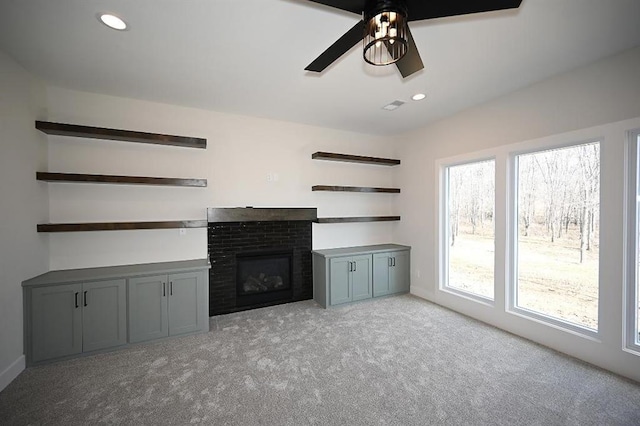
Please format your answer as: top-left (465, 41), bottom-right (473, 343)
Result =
top-left (410, 286), bottom-right (432, 301)
top-left (0, 355), bottom-right (25, 392)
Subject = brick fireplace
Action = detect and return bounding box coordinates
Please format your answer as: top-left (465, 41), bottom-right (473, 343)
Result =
top-left (207, 207), bottom-right (316, 316)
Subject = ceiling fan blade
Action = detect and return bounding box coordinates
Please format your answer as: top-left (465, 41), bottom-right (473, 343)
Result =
top-left (394, 27), bottom-right (423, 78)
top-left (305, 20), bottom-right (365, 73)
top-left (306, 0), bottom-right (365, 15)
top-left (406, 0), bottom-right (522, 22)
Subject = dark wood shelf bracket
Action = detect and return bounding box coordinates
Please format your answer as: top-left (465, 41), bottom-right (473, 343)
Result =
top-left (315, 216), bottom-right (401, 224)
top-left (37, 172), bottom-right (207, 187)
top-left (312, 185), bottom-right (400, 193)
top-left (36, 121), bottom-right (207, 149)
top-left (311, 151), bottom-right (400, 166)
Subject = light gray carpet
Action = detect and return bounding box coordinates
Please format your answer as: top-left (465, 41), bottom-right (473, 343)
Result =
top-left (1, 294), bottom-right (640, 425)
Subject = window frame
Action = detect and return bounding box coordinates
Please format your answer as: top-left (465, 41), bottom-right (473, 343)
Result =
top-left (624, 129), bottom-right (640, 354)
top-left (507, 139), bottom-right (601, 339)
top-left (439, 156), bottom-right (496, 305)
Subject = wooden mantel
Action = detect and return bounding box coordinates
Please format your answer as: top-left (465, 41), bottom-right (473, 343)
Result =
top-left (207, 207), bottom-right (318, 223)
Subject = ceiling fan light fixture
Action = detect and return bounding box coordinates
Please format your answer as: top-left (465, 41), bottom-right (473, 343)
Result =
top-left (363, 0), bottom-right (408, 66)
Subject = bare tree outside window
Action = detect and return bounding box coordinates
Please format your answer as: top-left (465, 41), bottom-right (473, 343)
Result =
top-left (516, 142), bottom-right (600, 330)
top-left (446, 160), bottom-right (495, 300)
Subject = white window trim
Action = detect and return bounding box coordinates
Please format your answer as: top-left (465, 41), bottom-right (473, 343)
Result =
top-left (624, 129), bottom-right (640, 354)
top-left (438, 157), bottom-right (496, 306)
top-left (507, 140), bottom-right (601, 339)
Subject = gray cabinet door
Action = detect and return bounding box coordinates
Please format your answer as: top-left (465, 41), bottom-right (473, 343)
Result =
top-left (373, 253), bottom-right (391, 297)
top-left (168, 271), bottom-right (203, 336)
top-left (82, 279), bottom-right (127, 352)
top-left (31, 284), bottom-right (82, 362)
top-left (351, 255), bottom-right (372, 301)
top-left (390, 250), bottom-right (410, 294)
top-left (329, 257), bottom-right (352, 305)
top-left (128, 275), bottom-right (168, 343)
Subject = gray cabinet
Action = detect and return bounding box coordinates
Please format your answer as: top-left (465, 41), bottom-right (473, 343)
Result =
top-left (129, 270), bottom-right (207, 343)
top-left (373, 250), bottom-right (410, 297)
top-left (82, 279), bottom-right (127, 352)
top-left (329, 255), bottom-right (372, 305)
top-left (329, 257), bottom-right (351, 305)
top-left (29, 279), bottom-right (126, 363)
top-left (313, 244), bottom-right (410, 308)
top-left (23, 259), bottom-right (210, 366)
top-left (31, 284), bottom-right (82, 363)
top-left (128, 275), bottom-right (168, 343)
top-left (168, 272), bottom-right (205, 336)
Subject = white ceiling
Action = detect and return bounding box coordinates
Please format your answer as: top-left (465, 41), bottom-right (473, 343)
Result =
top-left (0, 0), bottom-right (639, 135)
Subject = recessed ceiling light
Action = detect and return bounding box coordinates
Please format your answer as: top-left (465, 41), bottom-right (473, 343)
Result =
top-left (99, 13), bottom-right (127, 31)
top-left (412, 93), bottom-right (426, 101)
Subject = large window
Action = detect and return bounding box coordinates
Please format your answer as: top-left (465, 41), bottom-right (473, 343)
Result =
top-left (626, 129), bottom-right (640, 352)
top-left (444, 159), bottom-right (495, 300)
top-left (513, 142), bottom-right (600, 332)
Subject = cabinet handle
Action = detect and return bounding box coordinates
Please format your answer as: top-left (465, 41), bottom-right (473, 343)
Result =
top-left (170, 281), bottom-right (173, 296)
top-left (83, 291), bottom-right (88, 307)
top-left (353, 262), bottom-right (357, 272)
top-left (389, 257), bottom-right (392, 267)
top-left (393, 257), bottom-right (396, 267)
top-left (163, 282), bottom-right (166, 297)
top-left (75, 292), bottom-right (79, 308)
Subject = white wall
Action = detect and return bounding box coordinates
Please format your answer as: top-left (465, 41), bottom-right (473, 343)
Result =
top-left (0, 51), bottom-right (48, 391)
top-left (396, 46), bottom-right (640, 381)
top-left (45, 87), bottom-right (399, 269)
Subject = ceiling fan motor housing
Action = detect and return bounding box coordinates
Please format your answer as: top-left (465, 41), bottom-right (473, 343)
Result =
top-left (363, 0), bottom-right (408, 21)
top-left (363, 0), bottom-right (409, 66)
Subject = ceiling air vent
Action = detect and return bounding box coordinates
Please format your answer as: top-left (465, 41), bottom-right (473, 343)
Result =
top-left (382, 100), bottom-right (405, 111)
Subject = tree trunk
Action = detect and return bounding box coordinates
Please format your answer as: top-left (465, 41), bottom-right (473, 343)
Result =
top-left (557, 216), bottom-right (563, 239)
top-left (579, 200), bottom-right (587, 264)
top-left (451, 223), bottom-right (456, 247)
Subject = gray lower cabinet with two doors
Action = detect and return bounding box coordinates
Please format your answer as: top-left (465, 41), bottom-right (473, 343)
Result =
top-left (23, 259), bottom-right (210, 366)
top-left (312, 244), bottom-right (410, 308)
top-left (128, 271), bottom-right (207, 343)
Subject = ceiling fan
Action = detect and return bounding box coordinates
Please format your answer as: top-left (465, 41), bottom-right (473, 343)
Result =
top-left (305, 0), bottom-right (523, 78)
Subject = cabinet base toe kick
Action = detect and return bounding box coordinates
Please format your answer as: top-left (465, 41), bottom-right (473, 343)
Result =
top-left (312, 244), bottom-right (410, 308)
top-left (22, 259), bottom-right (210, 366)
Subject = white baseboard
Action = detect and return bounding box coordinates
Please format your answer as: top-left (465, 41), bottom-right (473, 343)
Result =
top-left (410, 285), bottom-right (432, 301)
top-left (0, 355), bottom-right (25, 392)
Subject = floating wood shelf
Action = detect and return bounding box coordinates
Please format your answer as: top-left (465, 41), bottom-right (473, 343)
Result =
top-left (315, 216), bottom-right (401, 224)
top-left (37, 220), bottom-right (208, 233)
top-left (35, 121), bottom-right (207, 149)
top-left (37, 172), bottom-right (207, 187)
top-left (312, 185), bottom-right (400, 193)
top-left (312, 151), bottom-right (400, 166)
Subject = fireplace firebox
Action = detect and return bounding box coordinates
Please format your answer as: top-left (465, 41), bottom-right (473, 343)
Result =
top-left (236, 250), bottom-right (292, 307)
